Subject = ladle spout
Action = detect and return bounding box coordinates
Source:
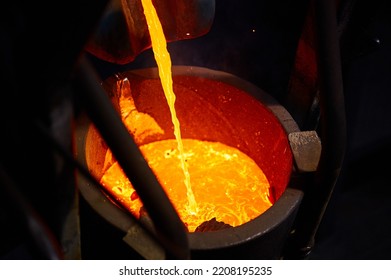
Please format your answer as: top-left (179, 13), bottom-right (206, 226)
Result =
top-left (85, 0), bottom-right (216, 64)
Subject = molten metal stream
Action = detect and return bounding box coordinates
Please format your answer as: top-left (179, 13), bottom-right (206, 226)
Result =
top-left (96, 2), bottom-right (275, 232)
top-left (141, 0), bottom-right (197, 214)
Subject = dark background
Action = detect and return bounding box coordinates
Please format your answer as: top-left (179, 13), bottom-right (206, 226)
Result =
top-left (1, 0), bottom-right (391, 259)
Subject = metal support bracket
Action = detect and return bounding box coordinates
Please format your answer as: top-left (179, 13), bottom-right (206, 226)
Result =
top-left (289, 131), bottom-right (322, 173)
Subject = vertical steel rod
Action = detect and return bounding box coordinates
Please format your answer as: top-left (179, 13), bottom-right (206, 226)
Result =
top-left (285, 0), bottom-right (347, 259)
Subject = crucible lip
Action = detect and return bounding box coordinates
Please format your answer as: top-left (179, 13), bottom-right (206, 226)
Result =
top-left (76, 66), bottom-right (303, 254)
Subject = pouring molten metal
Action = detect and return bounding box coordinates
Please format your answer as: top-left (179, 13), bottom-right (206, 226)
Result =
top-left (86, 0), bottom-right (287, 233)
